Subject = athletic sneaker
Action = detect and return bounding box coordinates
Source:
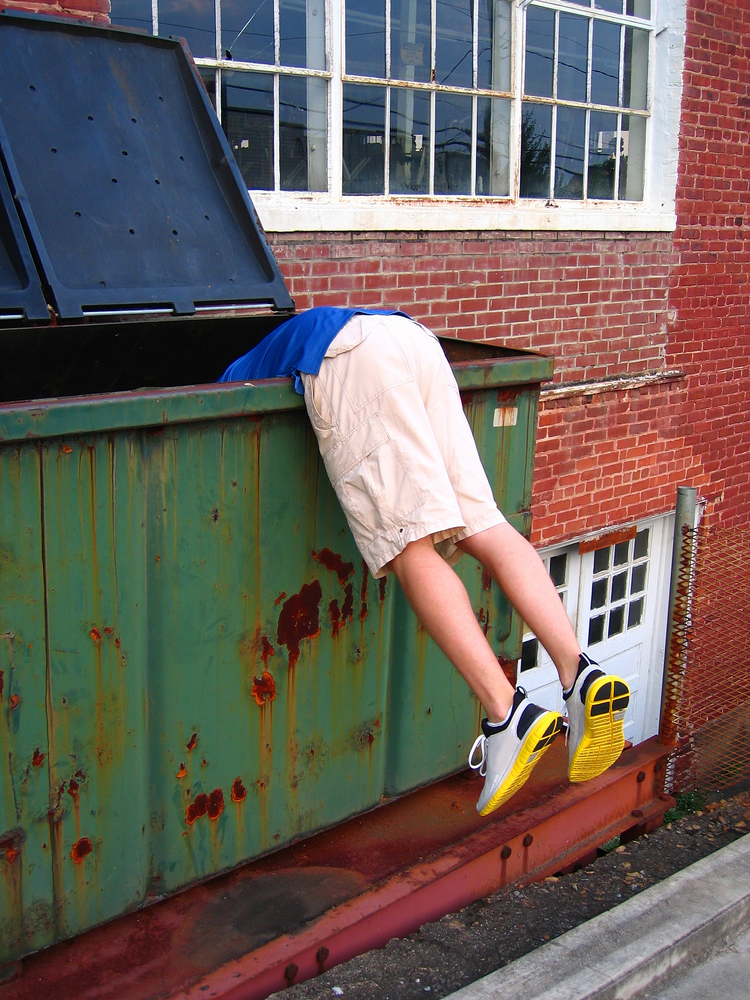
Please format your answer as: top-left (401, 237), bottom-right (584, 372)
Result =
top-left (469, 687), bottom-right (564, 816)
top-left (564, 653), bottom-right (631, 783)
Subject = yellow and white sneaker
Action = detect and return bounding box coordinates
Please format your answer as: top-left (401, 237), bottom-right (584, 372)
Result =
top-left (469, 688), bottom-right (564, 816)
top-left (565, 653), bottom-right (630, 783)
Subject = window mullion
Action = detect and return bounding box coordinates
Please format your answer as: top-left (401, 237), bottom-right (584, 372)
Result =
top-left (613, 112), bottom-right (622, 200)
top-left (386, 0), bottom-right (392, 78)
top-left (586, 15), bottom-right (593, 103)
top-left (618, 22), bottom-right (625, 107)
top-left (329, 0), bottom-right (343, 199)
top-left (273, 73), bottom-right (280, 192)
top-left (583, 107), bottom-right (589, 199)
top-left (550, 103), bottom-right (557, 201)
top-left (429, 90), bottom-right (435, 195)
top-left (151, 0), bottom-right (158, 35)
top-left (384, 86), bottom-right (391, 196)
top-left (214, 0), bottom-right (221, 60)
top-left (471, 94), bottom-right (477, 196)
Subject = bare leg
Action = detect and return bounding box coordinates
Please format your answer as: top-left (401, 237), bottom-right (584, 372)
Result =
top-left (388, 536), bottom-right (515, 723)
top-left (457, 522), bottom-right (581, 690)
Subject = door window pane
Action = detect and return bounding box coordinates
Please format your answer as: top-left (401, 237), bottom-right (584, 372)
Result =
top-left (520, 102), bottom-right (551, 198)
top-left (160, 0), bottom-right (215, 58)
top-left (280, 76), bottom-right (328, 191)
top-left (549, 553), bottom-right (567, 588)
top-left (608, 605), bottom-right (625, 636)
top-left (614, 539), bottom-right (630, 565)
top-left (591, 19), bottom-right (620, 107)
top-left (555, 105), bottom-right (586, 199)
top-left (589, 614), bottom-right (605, 645)
top-left (343, 84), bottom-right (385, 194)
top-left (434, 92), bottom-right (473, 194)
top-left (391, 0), bottom-right (431, 84)
top-left (628, 597), bottom-right (644, 628)
top-left (525, 4), bottom-right (554, 98)
top-left (588, 109), bottom-right (617, 198)
top-left (390, 88), bottom-right (430, 194)
top-left (591, 578), bottom-right (607, 609)
top-left (346, 0), bottom-right (386, 77)
top-left (436, 0), bottom-right (474, 89)
top-left (222, 0), bottom-right (273, 63)
top-left (611, 570), bottom-right (627, 602)
top-left (476, 97), bottom-right (510, 196)
top-left (631, 563), bottom-right (647, 594)
top-left (634, 527), bottom-right (650, 559)
top-left (558, 13), bottom-right (589, 104)
top-left (224, 71), bottom-right (274, 189)
top-left (594, 547), bottom-right (610, 573)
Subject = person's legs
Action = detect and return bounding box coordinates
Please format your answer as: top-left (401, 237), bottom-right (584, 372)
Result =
top-left (456, 522), bottom-right (581, 691)
top-left (388, 535), bottom-right (515, 723)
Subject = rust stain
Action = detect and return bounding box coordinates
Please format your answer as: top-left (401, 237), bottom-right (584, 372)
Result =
top-left (360, 562), bottom-right (368, 621)
top-left (9, 694), bottom-right (19, 711)
top-left (89, 626), bottom-right (102, 644)
top-left (186, 792), bottom-right (208, 824)
top-left (379, 577), bottom-right (387, 603)
top-left (186, 733), bottom-right (198, 751)
top-left (68, 778), bottom-right (79, 795)
top-left (103, 627), bottom-right (113, 635)
top-left (498, 655), bottom-right (517, 688)
top-left (579, 524), bottom-right (637, 554)
top-left (0, 833), bottom-right (21, 865)
top-left (251, 670), bottom-right (276, 707)
top-left (274, 592), bottom-right (286, 605)
top-left (207, 788), bottom-right (224, 820)
top-left (176, 763), bottom-right (187, 778)
top-left (482, 569), bottom-right (492, 591)
top-left (115, 638), bottom-right (120, 647)
top-left (329, 599), bottom-right (342, 637)
top-left (32, 748), bottom-right (45, 767)
top-left (61, 445), bottom-right (72, 454)
top-left (260, 636), bottom-right (274, 664)
top-left (277, 580), bottom-right (322, 668)
top-left (0, 670), bottom-right (3, 698)
top-left (342, 583), bottom-right (354, 620)
top-left (70, 837), bottom-right (92, 863)
top-left (231, 777), bottom-right (246, 802)
top-left (312, 548), bottom-right (354, 586)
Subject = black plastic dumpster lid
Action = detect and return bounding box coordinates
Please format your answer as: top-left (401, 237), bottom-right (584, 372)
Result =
top-left (0, 149), bottom-right (49, 322)
top-left (0, 12), bottom-right (293, 320)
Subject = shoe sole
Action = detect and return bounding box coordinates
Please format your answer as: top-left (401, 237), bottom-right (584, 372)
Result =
top-left (568, 675), bottom-right (630, 783)
top-left (479, 712), bottom-right (564, 817)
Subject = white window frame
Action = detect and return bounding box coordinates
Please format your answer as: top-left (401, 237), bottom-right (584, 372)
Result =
top-left (133, 0), bottom-right (686, 232)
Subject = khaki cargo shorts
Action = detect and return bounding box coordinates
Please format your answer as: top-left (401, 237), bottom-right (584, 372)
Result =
top-left (302, 313), bottom-right (506, 578)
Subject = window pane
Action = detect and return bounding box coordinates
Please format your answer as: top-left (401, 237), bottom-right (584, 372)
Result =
top-left (520, 102), bottom-right (551, 198)
top-left (549, 553), bottom-right (567, 588)
top-left (555, 105), bottom-right (585, 199)
top-left (476, 97), bottom-right (510, 196)
top-left (588, 109), bottom-right (617, 198)
top-left (223, 72), bottom-right (273, 190)
top-left (591, 19), bottom-right (620, 107)
top-left (343, 84), bottom-right (385, 194)
top-left (634, 527), bottom-right (649, 559)
top-left (200, 67), bottom-right (217, 110)
top-left (631, 563), bottom-right (647, 594)
top-left (525, 5), bottom-right (554, 98)
top-left (222, 0), bottom-right (273, 63)
top-left (346, 0), bottom-right (386, 78)
top-left (478, 0), bottom-right (512, 92)
top-left (159, 0), bottom-right (215, 58)
top-left (436, 0), bottom-right (473, 89)
top-left (520, 637), bottom-right (539, 672)
top-left (434, 92), bottom-right (473, 194)
top-left (595, 0), bottom-right (622, 11)
top-left (588, 614), bottom-right (605, 645)
top-left (611, 570), bottom-right (627, 602)
top-left (280, 76), bottom-right (328, 191)
top-left (626, 0), bottom-right (650, 17)
top-left (623, 27), bottom-right (648, 110)
top-left (280, 0), bottom-right (326, 69)
top-left (594, 547), bottom-right (610, 573)
top-left (390, 88), bottom-right (430, 194)
top-left (110, 0), bottom-right (152, 33)
top-left (558, 13), bottom-right (588, 104)
top-left (628, 597), bottom-right (644, 628)
top-left (591, 578), bottom-right (607, 609)
top-left (619, 113), bottom-right (645, 200)
top-left (608, 605), bottom-right (624, 636)
top-left (614, 539), bottom-right (630, 565)
top-left (391, 0), bottom-right (431, 84)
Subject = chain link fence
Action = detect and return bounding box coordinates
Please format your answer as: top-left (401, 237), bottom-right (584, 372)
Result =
top-left (662, 515), bottom-right (750, 794)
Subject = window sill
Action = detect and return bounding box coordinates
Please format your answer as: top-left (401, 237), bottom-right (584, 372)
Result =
top-left (251, 193), bottom-right (677, 234)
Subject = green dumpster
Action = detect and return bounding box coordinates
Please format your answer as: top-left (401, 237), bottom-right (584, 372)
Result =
top-left (0, 13), bottom-right (553, 967)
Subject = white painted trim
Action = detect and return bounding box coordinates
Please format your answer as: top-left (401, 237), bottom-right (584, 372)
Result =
top-left (540, 369), bottom-right (685, 401)
top-left (251, 191), bottom-right (677, 231)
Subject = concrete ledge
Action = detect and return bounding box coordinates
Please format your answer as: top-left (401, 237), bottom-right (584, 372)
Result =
top-left (444, 834), bottom-right (750, 1000)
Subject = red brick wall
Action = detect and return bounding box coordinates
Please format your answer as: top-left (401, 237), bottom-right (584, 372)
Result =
top-left (2, 0), bottom-right (109, 24)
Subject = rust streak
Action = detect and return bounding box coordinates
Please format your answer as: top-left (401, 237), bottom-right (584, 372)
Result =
top-left (277, 581), bottom-right (322, 668)
top-left (186, 733), bottom-right (198, 751)
top-left (0, 670), bottom-right (3, 698)
top-left (329, 599), bottom-right (342, 637)
top-left (89, 627), bottom-right (102, 644)
top-left (312, 548), bottom-right (355, 586)
top-left (342, 583), bottom-right (354, 621)
top-left (379, 577), bottom-right (387, 603)
top-left (274, 592), bottom-right (286, 606)
top-left (360, 562), bottom-right (368, 621)
top-left (32, 748), bottom-right (45, 767)
top-left (176, 763), bottom-right (187, 779)
top-left (9, 694), bottom-right (19, 711)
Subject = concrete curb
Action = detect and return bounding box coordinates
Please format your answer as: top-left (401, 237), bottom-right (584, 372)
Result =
top-left (442, 833), bottom-right (750, 1000)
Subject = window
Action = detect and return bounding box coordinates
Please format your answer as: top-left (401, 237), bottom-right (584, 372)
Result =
top-left (109, 0), bottom-right (683, 230)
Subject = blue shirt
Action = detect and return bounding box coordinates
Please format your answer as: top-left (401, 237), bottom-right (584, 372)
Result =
top-left (218, 307), bottom-right (409, 394)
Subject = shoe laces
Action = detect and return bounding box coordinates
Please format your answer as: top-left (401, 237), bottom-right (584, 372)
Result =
top-left (469, 733), bottom-right (487, 776)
